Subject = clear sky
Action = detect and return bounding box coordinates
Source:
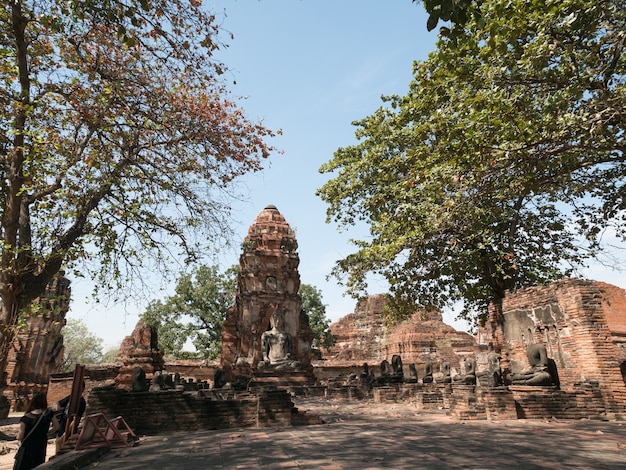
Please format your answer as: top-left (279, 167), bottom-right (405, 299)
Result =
top-left (66, 0), bottom-right (626, 351)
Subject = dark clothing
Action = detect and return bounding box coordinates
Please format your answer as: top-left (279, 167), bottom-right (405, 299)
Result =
top-left (56, 395), bottom-right (86, 436)
top-left (14, 410), bottom-right (53, 470)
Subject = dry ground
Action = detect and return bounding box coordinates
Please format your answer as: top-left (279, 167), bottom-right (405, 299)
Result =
top-left (0, 399), bottom-right (427, 469)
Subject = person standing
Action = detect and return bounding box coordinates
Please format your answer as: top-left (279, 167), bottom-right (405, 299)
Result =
top-left (14, 392), bottom-right (60, 470)
top-left (53, 380), bottom-right (86, 439)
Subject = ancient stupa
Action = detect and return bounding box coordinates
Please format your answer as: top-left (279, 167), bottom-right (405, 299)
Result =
top-left (220, 205), bottom-right (315, 386)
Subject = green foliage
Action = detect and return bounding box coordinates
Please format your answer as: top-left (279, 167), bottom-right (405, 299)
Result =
top-left (59, 319), bottom-right (104, 372)
top-left (0, 1), bottom-right (277, 369)
top-left (299, 284), bottom-right (336, 351)
top-left (417, 0), bottom-right (482, 34)
top-left (142, 265), bottom-right (238, 359)
top-left (101, 346), bottom-right (120, 363)
top-left (319, 0), bottom-right (625, 325)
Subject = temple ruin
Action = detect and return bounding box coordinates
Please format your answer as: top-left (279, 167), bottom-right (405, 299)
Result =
top-left (220, 205), bottom-right (315, 387)
top-left (1, 273), bottom-right (70, 415)
top-left (486, 279), bottom-right (626, 419)
top-left (315, 279), bottom-right (626, 420)
top-left (37, 211), bottom-right (626, 434)
top-left (322, 294), bottom-right (476, 378)
top-left (46, 280), bottom-right (626, 435)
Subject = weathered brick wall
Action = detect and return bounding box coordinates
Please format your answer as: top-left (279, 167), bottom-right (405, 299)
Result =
top-left (479, 388), bottom-right (517, 420)
top-left (372, 383), bottom-right (451, 411)
top-left (86, 388), bottom-right (293, 435)
top-left (492, 279), bottom-right (626, 418)
top-left (449, 385), bottom-right (486, 420)
top-left (324, 295), bottom-right (476, 374)
top-left (6, 274), bottom-right (70, 387)
top-left (47, 365), bottom-right (119, 405)
top-left (510, 384), bottom-right (607, 420)
top-left (160, 360), bottom-right (216, 382)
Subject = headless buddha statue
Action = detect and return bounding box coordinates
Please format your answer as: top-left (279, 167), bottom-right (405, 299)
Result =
top-left (453, 357), bottom-right (477, 385)
top-left (509, 343), bottom-right (553, 386)
top-left (477, 348), bottom-right (503, 387)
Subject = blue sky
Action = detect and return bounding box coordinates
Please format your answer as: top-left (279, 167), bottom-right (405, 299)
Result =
top-left (67, 0), bottom-right (626, 350)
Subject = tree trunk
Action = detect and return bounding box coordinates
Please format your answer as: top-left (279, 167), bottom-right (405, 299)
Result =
top-left (0, 294), bottom-right (23, 383)
top-left (486, 298), bottom-right (510, 380)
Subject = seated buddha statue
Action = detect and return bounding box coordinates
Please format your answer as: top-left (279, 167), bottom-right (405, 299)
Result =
top-left (258, 309), bottom-right (300, 370)
top-left (509, 343), bottom-right (553, 386)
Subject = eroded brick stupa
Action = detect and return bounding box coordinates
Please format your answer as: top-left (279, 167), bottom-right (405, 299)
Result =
top-left (220, 205), bottom-right (314, 385)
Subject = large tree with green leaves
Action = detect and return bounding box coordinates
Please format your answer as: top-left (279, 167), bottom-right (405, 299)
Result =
top-left (143, 263), bottom-right (335, 359)
top-left (417, 0), bottom-right (480, 33)
top-left (0, 1), bottom-right (277, 373)
top-left (142, 265), bottom-right (238, 359)
top-left (59, 318), bottom-right (104, 372)
top-left (318, 0), bottom-right (625, 325)
top-left (299, 284), bottom-right (336, 351)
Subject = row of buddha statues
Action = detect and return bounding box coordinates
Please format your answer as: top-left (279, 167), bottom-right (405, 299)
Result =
top-left (361, 343), bottom-right (556, 389)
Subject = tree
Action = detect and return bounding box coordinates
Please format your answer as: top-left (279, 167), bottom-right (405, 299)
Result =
top-left (101, 345), bottom-right (120, 363)
top-left (142, 265), bottom-right (237, 359)
top-left (59, 318), bottom-right (103, 372)
top-left (299, 284), bottom-right (336, 351)
top-left (318, 0), bottom-right (625, 325)
top-left (0, 1), bottom-right (277, 372)
top-left (416, 0), bottom-right (481, 33)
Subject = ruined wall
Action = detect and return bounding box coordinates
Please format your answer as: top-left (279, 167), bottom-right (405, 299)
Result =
top-left (2, 274), bottom-right (71, 413)
top-left (48, 365), bottom-right (120, 405)
top-left (324, 295), bottom-right (387, 364)
top-left (48, 359), bottom-right (216, 406)
top-left (4, 274), bottom-right (70, 386)
top-left (322, 295), bottom-right (476, 376)
top-left (115, 320), bottom-right (164, 390)
top-left (492, 279), bottom-right (626, 417)
top-left (87, 388), bottom-right (294, 434)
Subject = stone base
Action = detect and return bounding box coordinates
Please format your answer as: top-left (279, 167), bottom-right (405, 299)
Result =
top-left (449, 385), bottom-right (518, 420)
top-left (373, 386), bottom-right (399, 403)
top-left (371, 383), bottom-right (451, 409)
top-left (480, 387), bottom-right (518, 420)
top-left (249, 368), bottom-right (317, 389)
top-left (324, 385), bottom-right (366, 400)
top-left (87, 388), bottom-right (295, 434)
top-left (450, 385), bottom-right (485, 420)
top-left (509, 384), bottom-right (613, 420)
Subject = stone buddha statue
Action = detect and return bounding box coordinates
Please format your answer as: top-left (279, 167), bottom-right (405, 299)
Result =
top-left (259, 309), bottom-right (300, 370)
top-left (437, 363), bottom-right (452, 384)
top-left (477, 348), bottom-right (503, 387)
top-left (453, 357), bottom-right (477, 385)
top-left (509, 343), bottom-right (553, 386)
top-left (422, 362), bottom-right (434, 384)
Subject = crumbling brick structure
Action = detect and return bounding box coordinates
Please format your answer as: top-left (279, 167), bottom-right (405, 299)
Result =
top-left (2, 273), bottom-right (70, 412)
top-left (323, 294), bottom-right (475, 377)
top-left (220, 205), bottom-right (314, 385)
top-left (115, 320), bottom-right (164, 390)
top-left (490, 279), bottom-right (626, 418)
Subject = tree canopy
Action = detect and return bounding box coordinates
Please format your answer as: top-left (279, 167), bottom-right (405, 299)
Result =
top-left (143, 263), bottom-right (336, 359)
top-left (299, 283), bottom-right (336, 351)
top-left (142, 264), bottom-right (237, 359)
top-left (318, 0), bottom-right (625, 325)
top-left (417, 0), bottom-right (481, 33)
top-left (59, 318), bottom-right (104, 372)
top-left (0, 1), bottom-right (277, 370)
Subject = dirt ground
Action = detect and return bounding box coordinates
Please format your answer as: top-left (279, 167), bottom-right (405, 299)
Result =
top-left (61, 398), bottom-right (626, 470)
top-left (0, 399), bottom-right (423, 469)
